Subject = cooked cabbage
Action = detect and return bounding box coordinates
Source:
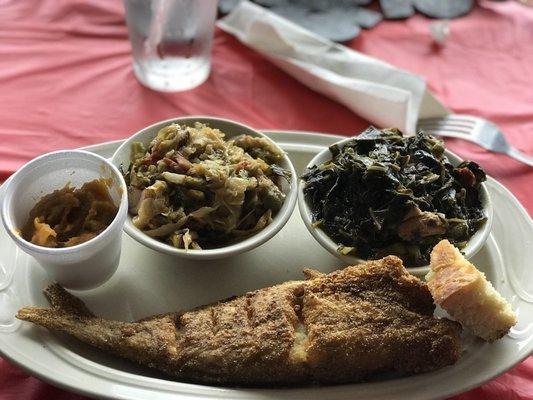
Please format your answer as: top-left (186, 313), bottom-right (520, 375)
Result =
top-left (123, 123), bottom-right (289, 250)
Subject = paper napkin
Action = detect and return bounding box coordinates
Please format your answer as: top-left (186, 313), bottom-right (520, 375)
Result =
top-left (218, 1), bottom-right (449, 134)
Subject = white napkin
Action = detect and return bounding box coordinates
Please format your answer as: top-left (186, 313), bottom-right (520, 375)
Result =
top-left (218, 1), bottom-right (449, 134)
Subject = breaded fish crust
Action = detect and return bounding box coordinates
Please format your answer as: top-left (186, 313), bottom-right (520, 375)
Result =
top-left (17, 256), bottom-right (461, 386)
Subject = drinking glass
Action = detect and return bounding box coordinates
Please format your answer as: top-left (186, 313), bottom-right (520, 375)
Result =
top-left (124, 0), bottom-right (218, 92)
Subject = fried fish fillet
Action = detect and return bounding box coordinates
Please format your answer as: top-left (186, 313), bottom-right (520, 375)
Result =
top-left (17, 256), bottom-right (461, 386)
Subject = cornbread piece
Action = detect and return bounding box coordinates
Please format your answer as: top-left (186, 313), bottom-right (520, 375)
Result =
top-left (17, 256), bottom-right (461, 386)
top-left (426, 240), bottom-right (517, 342)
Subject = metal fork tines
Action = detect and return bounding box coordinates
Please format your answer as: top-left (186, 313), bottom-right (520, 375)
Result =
top-left (418, 114), bottom-right (533, 167)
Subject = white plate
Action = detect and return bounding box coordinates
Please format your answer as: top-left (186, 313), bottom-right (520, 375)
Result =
top-left (0, 131), bottom-right (532, 400)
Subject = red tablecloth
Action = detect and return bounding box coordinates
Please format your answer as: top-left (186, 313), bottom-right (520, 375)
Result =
top-left (0, 1), bottom-right (532, 399)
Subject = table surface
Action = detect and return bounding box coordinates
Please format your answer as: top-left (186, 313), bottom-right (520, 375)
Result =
top-left (1, 0), bottom-right (532, 399)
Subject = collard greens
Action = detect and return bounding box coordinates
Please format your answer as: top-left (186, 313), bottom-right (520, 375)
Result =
top-left (302, 127), bottom-right (487, 267)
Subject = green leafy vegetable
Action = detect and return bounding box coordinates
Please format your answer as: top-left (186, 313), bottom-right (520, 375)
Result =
top-left (301, 126), bottom-right (487, 267)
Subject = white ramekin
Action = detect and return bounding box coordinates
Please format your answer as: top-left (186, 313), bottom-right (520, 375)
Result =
top-left (298, 136), bottom-right (493, 275)
top-left (111, 116), bottom-right (298, 260)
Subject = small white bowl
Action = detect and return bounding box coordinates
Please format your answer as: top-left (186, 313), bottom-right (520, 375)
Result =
top-left (111, 116), bottom-right (298, 260)
top-left (298, 136), bottom-right (493, 275)
top-left (1, 150), bottom-right (128, 290)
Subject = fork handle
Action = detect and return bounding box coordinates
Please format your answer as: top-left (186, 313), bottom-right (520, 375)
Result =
top-left (508, 148), bottom-right (533, 167)
top-left (429, 131), bottom-right (472, 141)
top-left (428, 131), bottom-right (533, 167)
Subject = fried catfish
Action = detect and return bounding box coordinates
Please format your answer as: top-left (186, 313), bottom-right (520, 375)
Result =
top-left (17, 256), bottom-right (461, 386)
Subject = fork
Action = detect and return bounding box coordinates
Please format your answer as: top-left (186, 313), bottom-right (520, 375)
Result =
top-left (417, 114), bottom-right (533, 167)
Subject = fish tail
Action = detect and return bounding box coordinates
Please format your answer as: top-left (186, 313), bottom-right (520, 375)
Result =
top-left (17, 285), bottom-right (180, 374)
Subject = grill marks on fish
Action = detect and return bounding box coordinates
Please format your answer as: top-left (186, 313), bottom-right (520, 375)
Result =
top-left (17, 256), bottom-right (461, 386)
top-left (289, 285), bottom-right (310, 365)
top-left (244, 295), bottom-right (254, 328)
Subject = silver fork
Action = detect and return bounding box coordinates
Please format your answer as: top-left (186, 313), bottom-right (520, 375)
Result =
top-left (417, 114), bottom-right (533, 167)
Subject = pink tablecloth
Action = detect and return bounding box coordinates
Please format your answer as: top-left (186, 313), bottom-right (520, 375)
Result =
top-left (0, 1), bottom-right (532, 399)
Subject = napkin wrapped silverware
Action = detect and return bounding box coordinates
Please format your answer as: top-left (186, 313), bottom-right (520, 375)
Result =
top-left (218, 1), bottom-right (448, 134)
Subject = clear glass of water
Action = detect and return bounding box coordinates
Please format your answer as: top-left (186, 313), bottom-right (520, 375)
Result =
top-left (124, 0), bottom-right (218, 92)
